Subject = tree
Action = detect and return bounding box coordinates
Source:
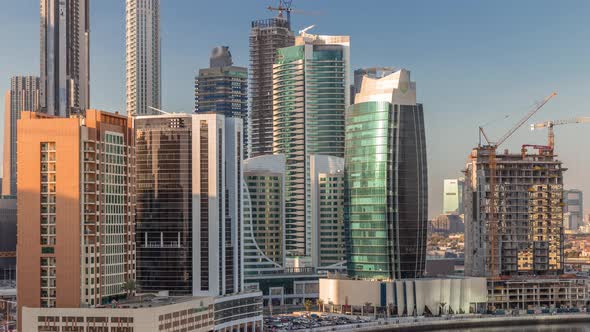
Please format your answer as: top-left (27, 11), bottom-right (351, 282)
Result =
top-left (121, 279), bottom-right (136, 296)
top-left (304, 299), bottom-right (314, 312)
top-left (317, 298), bottom-right (325, 312)
top-left (439, 302), bottom-right (447, 316)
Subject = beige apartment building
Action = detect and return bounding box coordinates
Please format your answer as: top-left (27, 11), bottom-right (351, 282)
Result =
top-left (17, 110), bottom-right (135, 327)
top-left (21, 292), bottom-right (264, 332)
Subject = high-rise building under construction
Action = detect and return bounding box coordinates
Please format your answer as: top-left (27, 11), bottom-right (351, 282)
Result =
top-left (463, 148), bottom-right (565, 277)
top-left (249, 16), bottom-right (294, 157)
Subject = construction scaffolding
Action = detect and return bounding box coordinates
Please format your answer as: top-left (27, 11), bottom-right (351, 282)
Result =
top-left (464, 148), bottom-right (565, 277)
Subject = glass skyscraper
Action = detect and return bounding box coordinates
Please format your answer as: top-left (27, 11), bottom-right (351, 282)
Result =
top-left (273, 31), bottom-right (350, 256)
top-left (135, 114), bottom-right (244, 296)
top-left (195, 46), bottom-right (248, 157)
top-left (345, 68), bottom-right (427, 280)
top-left (135, 115), bottom-right (193, 295)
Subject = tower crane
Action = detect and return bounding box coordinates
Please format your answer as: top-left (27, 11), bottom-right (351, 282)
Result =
top-left (267, 0), bottom-right (294, 26)
top-left (530, 117), bottom-right (590, 154)
top-left (478, 91), bottom-right (557, 277)
top-left (267, 0), bottom-right (321, 27)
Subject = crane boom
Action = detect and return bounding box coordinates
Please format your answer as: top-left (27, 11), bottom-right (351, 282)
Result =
top-left (495, 92), bottom-right (557, 148)
top-left (531, 117), bottom-right (590, 130)
top-left (530, 116), bottom-right (590, 152)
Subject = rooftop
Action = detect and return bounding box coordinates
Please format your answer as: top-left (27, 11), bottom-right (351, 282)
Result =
top-left (94, 294), bottom-right (209, 309)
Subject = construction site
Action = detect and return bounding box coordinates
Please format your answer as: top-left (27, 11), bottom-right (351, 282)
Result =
top-left (462, 92), bottom-right (590, 309)
top-left (464, 92), bottom-right (564, 277)
top-left (464, 144), bottom-right (565, 277)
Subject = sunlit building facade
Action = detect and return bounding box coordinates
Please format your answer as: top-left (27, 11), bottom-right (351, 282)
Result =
top-left (17, 110), bottom-right (135, 327)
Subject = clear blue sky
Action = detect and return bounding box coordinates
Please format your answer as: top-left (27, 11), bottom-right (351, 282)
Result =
top-left (1, 0), bottom-right (590, 218)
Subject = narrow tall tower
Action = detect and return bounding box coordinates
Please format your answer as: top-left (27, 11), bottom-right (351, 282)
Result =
top-left (3, 76), bottom-right (41, 196)
top-left (272, 31), bottom-right (350, 256)
top-left (40, 0), bottom-right (89, 117)
top-left (126, 0), bottom-right (161, 116)
top-left (249, 16), bottom-right (294, 157)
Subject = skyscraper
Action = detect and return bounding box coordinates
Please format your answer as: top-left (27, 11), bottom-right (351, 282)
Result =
top-left (17, 110), bottom-right (135, 324)
top-left (195, 47), bottom-right (248, 157)
top-left (564, 189), bottom-right (583, 230)
top-left (273, 31), bottom-right (350, 256)
top-left (134, 113), bottom-right (243, 297)
top-left (40, 0), bottom-right (89, 117)
top-left (126, 0), bottom-right (161, 116)
top-left (443, 178), bottom-right (465, 215)
top-left (463, 148), bottom-right (565, 277)
top-left (345, 68), bottom-right (428, 280)
top-left (249, 16), bottom-right (294, 157)
top-left (3, 76), bottom-right (41, 196)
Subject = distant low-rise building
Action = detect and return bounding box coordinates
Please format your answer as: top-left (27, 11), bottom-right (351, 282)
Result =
top-left (429, 214), bottom-right (464, 234)
top-left (487, 276), bottom-right (590, 311)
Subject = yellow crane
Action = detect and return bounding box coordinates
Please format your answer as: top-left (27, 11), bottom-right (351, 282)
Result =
top-left (479, 91), bottom-right (557, 277)
top-left (531, 117), bottom-right (590, 154)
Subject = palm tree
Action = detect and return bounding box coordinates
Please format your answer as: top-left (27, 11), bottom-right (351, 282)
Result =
top-left (304, 299), bottom-right (314, 312)
top-left (121, 279), bottom-right (136, 297)
top-left (439, 302), bottom-right (447, 316)
top-left (317, 299), bottom-right (325, 312)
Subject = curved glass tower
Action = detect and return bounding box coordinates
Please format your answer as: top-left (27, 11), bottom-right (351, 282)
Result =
top-left (345, 69), bottom-right (427, 280)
